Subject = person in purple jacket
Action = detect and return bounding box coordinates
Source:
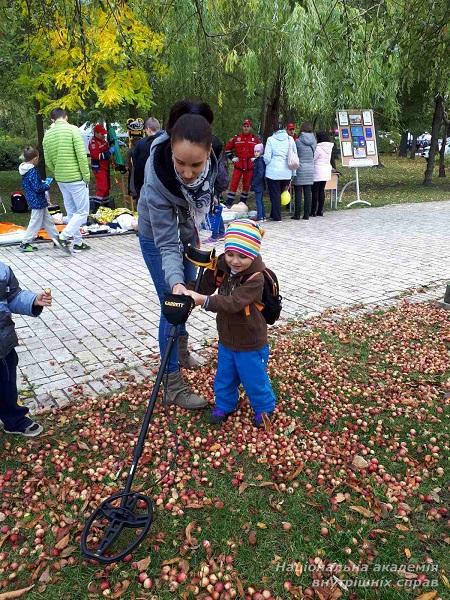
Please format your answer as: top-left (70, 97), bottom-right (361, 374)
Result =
top-left (18, 146), bottom-right (62, 253)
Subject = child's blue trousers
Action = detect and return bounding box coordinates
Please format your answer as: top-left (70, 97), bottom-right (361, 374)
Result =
top-left (214, 343), bottom-right (276, 414)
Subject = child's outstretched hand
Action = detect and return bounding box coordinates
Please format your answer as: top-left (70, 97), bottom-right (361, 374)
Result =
top-left (34, 289), bottom-right (52, 307)
top-left (185, 290), bottom-right (206, 307)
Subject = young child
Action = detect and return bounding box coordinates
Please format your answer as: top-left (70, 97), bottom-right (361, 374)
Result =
top-left (187, 219), bottom-right (276, 427)
top-left (250, 143), bottom-right (266, 222)
top-left (0, 260), bottom-right (52, 436)
top-left (18, 146), bottom-right (60, 253)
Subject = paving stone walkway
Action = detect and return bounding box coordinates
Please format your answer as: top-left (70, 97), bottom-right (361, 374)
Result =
top-left (0, 200), bottom-right (448, 412)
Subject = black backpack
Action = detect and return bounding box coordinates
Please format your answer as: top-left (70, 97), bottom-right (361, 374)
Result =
top-left (10, 192), bottom-right (29, 213)
top-left (247, 268), bottom-right (282, 325)
top-left (215, 264), bottom-right (282, 325)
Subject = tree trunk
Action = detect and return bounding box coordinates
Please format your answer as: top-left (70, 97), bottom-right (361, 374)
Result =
top-left (438, 123), bottom-right (449, 177)
top-left (423, 94), bottom-right (444, 186)
top-left (398, 130), bottom-right (408, 157)
top-left (34, 98), bottom-right (46, 179)
top-left (262, 72), bottom-right (282, 141)
top-left (409, 133), bottom-right (417, 159)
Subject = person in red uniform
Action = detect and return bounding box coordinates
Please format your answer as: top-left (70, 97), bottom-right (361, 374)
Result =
top-left (286, 123), bottom-right (298, 140)
top-left (88, 124), bottom-right (111, 199)
top-left (225, 119), bottom-right (261, 206)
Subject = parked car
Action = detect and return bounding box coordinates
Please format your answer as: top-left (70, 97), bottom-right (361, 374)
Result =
top-left (420, 137), bottom-right (450, 158)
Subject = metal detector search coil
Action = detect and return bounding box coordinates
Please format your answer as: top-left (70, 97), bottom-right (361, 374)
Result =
top-left (80, 292), bottom-right (198, 564)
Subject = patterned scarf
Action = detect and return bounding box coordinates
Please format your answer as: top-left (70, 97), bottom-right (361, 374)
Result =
top-left (173, 153), bottom-right (218, 232)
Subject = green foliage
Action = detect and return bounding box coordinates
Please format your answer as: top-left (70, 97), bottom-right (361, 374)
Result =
top-left (0, 137), bottom-right (27, 171)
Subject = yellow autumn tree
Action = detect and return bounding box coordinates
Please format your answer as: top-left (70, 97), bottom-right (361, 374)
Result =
top-left (16, 1), bottom-right (164, 112)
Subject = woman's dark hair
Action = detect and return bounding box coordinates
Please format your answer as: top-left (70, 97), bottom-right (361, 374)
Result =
top-left (23, 146), bottom-right (39, 161)
top-left (316, 131), bottom-right (330, 143)
top-left (167, 100), bottom-right (213, 150)
top-left (300, 122), bottom-right (313, 133)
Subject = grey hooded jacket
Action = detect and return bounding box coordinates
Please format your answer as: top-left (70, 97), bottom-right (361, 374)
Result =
top-left (0, 262), bottom-right (41, 360)
top-left (138, 132), bottom-right (222, 291)
top-left (293, 132), bottom-right (317, 186)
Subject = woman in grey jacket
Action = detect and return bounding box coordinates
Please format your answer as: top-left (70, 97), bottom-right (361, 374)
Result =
top-left (292, 123), bottom-right (317, 220)
top-left (138, 100), bottom-right (222, 410)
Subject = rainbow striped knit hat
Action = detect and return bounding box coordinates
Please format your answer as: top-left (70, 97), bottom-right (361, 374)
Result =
top-left (224, 219), bottom-right (263, 260)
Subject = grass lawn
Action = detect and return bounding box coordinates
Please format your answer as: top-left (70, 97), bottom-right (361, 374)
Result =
top-left (0, 301), bottom-right (448, 599)
top-left (0, 155), bottom-right (449, 228)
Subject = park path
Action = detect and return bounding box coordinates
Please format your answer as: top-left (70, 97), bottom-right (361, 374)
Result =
top-left (0, 200), bottom-right (448, 412)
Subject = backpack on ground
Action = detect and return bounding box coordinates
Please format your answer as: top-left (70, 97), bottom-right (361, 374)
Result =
top-left (10, 191), bottom-right (29, 213)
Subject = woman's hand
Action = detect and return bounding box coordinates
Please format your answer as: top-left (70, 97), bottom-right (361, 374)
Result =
top-left (185, 290), bottom-right (206, 306)
top-left (172, 283), bottom-right (188, 295)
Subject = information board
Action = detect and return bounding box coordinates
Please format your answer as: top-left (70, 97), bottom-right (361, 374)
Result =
top-left (336, 110), bottom-right (378, 167)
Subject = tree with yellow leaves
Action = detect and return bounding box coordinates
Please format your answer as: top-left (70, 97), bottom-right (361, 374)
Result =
top-left (0, 0), bottom-right (164, 172)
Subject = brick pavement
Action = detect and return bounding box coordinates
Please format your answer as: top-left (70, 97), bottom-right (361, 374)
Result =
top-left (0, 200), bottom-right (448, 412)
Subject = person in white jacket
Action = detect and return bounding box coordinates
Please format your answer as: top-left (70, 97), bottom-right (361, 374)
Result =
top-left (312, 132), bottom-right (335, 217)
top-left (263, 125), bottom-right (294, 221)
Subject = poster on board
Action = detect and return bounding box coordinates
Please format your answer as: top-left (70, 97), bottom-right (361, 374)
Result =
top-left (338, 111), bottom-right (349, 125)
top-left (336, 109), bottom-right (378, 167)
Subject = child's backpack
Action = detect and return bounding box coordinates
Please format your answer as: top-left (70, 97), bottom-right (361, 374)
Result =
top-left (10, 192), bottom-right (29, 213)
top-left (244, 268), bottom-right (282, 325)
top-left (214, 262), bottom-right (282, 325)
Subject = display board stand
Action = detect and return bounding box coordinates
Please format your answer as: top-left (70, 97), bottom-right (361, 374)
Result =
top-left (336, 110), bottom-right (378, 208)
top-left (338, 167), bottom-right (371, 208)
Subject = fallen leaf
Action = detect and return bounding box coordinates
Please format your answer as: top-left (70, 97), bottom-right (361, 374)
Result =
top-left (441, 573), bottom-right (450, 589)
top-left (77, 440), bottom-right (90, 451)
top-left (415, 592), bottom-right (437, 600)
top-left (235, 575), bottom-right (245, 598)
top-left (286, 464), bottom-right (304, 481)
top-left (111, 580), bottom-right (130, 599)
top-left (0, 586), bottom-right (35, 599)
top-left (294, 561), bottom-right (303, 576)
top-left (404, 548), bottom-right (411, 559)
top-left (238, 482), bottom-right (249, 495)
top-left (162, 557), bottom-right (182, 566)
top-left (256, 522), bottom-right (267, 528)
top-left (135, 556), bottom-right (151, 571)
top-left (39, 566), bottom-right (51, 584)
top-left (349, 505), bottom-right (373, 518)
top-left (60, 546), bottom-right (77, 558)
top-left (335, 493), bottom-right (346, 503)
top-left (185, 522), bottom-right (197, 546)
top-left (395, 524), bottom-right (410, 532)
top-left (54, 533), bottom-right (70, 550)
top-left (248, 530), bottom-right (257, 545)
top-left (352, 455), bottom-right (369, 469)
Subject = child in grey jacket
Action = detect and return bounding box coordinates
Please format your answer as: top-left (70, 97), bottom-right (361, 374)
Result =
top-left (0, 261), bottom-right (52, 436)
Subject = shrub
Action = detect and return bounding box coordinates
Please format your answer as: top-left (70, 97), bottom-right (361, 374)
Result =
top-left (0, 138), bottom-right (24, 170)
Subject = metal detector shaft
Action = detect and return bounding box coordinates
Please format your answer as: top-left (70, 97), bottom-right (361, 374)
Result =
top-left (121, 325), bottom-right (178, 499)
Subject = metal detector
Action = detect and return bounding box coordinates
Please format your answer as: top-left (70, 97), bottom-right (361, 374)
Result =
top-left (80, 293), bottom-right (195, 564)
top-left (185, 244), bottom-right (216, 291)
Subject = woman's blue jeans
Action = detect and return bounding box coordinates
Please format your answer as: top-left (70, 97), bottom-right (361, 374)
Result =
top-left (139, 234), bottom-right (197, 373)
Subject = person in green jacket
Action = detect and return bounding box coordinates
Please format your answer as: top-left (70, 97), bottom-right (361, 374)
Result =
top-left (43, 108), bottom-right (91, 253)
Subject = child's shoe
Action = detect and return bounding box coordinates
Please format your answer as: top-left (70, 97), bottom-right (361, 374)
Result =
top-left (57, 234), bottom-right (72, 254)
top-left (253, 412), bottom-right (273, 428)
top-left (4, 420), bottom-right (43, 437)
top-left (19, 242), bottom-right (35, 253)
top-left (209, 407), bottom-right (232, 424)
top-left (73, 242), bottom-right (91, 252)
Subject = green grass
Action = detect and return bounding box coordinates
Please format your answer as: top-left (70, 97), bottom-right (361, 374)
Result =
top-left (1, 154), bottom-right (449, 227)
top-left (0, 301), bottom-right (449, 599)
top-left (0, 171), bottom-right (130, 227)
